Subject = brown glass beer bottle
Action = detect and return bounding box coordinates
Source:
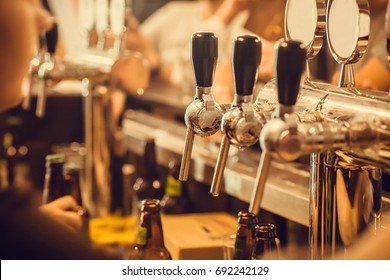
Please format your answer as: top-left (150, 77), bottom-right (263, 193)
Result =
top-left (251, 223), bottom-right (280, 260)
top-left (160, 158), bottom-right (192, 214)
top-left (42, 153), bottom-right (66, 204)
top-left (233, 211), bottom-right (259, 260)
top-left (128, 199), bottom-right (172, 260)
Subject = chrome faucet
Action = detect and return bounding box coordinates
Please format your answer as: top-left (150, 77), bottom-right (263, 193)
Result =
top-left (249, 40), bottom-right (306, 215)
top-left (179, 32), bottom-right (223, 181)
top-left (251, 38), bottom-right (389, 259)
top-left (24, 24), bottom-right (58, 118)
top-left (248, 0), bottom-right (389, 260)
top-left (210, 35), bottom-right (263, 197)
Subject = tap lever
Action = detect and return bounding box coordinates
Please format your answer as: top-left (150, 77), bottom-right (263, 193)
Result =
top-left (275, 40), bottom-right (306, 108)
top-left (249, 39), bottom-right (306, 215)
top-left (210, 35), bottom-right (262, 196)
top-left (179, 32), bottom-right (221, 181)
top-left (232, 35), bottom-right (261, 96)
top-left (35, 23), bottom-right (58, 118)
top-left (191, 32), bottom-right (218, 89)
top-left (45, 22), bottom-right (58, 56)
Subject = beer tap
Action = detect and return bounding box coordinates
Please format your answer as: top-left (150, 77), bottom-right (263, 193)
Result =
top-left (34, 23), bottom-right (58, 118)
top-left (179, 32), bottom-right (223, 181)
top-left (96, 0), bottom-right (109, 51)
top-left (249, 40), bottom-right (306, 214)
top-left (210, 35), bottom-right (263, 197)
top-left (110, 0), bottom-right (127, 56)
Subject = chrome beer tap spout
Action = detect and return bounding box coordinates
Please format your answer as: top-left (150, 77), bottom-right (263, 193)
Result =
top-left (249, 40), bottom-right (306, 215)
top-left (210, 35), bottom-right (263, 197)
top-left (23, 23), bottom-right (58, 116)
top-left (34, 23), bottom-right (58, 118)
top-left (179, 32), bottom-right (223, 181)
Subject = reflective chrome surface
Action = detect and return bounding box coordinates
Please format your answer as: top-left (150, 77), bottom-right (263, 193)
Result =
top-left (285, 0), bottom-right (326, 59)
top-left (211, 95), bottom-right (263, 196)
top-left (309, 153), bottom-right (382, 258)
top-left (327, 0), bottom-right (370, 88)
top-left (180, 87), bottom-right (223, 181)
top-left (184, 88), bottom-right (223, 137)
top-left (257, 80), bottom-right (390, 166)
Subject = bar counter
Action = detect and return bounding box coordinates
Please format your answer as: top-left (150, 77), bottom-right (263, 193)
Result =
top-left (44, 80), bottom-right (390, 228)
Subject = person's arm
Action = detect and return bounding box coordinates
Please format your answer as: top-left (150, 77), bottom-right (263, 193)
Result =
top-left (353, 57), bottom-right (390, 91)
top-left (0, 188), bottom-right (119, 260)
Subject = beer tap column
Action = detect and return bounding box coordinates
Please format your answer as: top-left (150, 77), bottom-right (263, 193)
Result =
top-left (249, 40), bottom-right (306, 214)
top-left (210, 35), bottom-right (262, 197)
top-left (35, 24), bottom-right (58, 118)
top-left (179, 32), bottom-right (222, 181)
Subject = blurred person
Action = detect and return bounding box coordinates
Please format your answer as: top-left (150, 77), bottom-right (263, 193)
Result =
top-left (123, 0), bottom-right (277, 103)
top-left (0, 0), bottom-right (118, 260)
top-left (349, 0), bottom-right (390, 91)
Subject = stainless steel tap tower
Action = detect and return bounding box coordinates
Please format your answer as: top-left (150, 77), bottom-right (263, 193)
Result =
top-left (248, 0), bottom-right (389, 259)
top-left (177, 0), bottom-right (389, 259)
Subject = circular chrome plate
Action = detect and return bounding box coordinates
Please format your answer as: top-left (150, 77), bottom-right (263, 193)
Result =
top-left (326, 0), bottom-right (370, 64)
top-left (285, 0), bottom-right (326, 59)
top-left (386, 1), bottom-right (390, 64)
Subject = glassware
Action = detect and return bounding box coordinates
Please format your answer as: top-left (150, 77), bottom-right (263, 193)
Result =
top-left (251, 223), bottom-right (280, 260)
top-left (128, 199), bottom-right (172, 260)
top-left (233, 211), bottom-right (258, 260)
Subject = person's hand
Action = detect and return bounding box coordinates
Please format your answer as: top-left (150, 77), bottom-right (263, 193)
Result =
top-left (39, 195), bottom-right (83, 232)
top-left (124, 15), bottom-right (159, 70)
top-left (110, 52), bottom-right (151, 94)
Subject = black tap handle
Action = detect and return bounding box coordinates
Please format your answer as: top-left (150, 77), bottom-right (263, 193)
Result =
top-left (232, 35), bottom-right (262, 96)
top-left (191, 32), bottom-right (218, 87)
top-left (275, 40), bottom-right (306, 106)
top-left (45, 23), bottom-right (58, 55)
top-left (39, 0), bottom-right (57, 55)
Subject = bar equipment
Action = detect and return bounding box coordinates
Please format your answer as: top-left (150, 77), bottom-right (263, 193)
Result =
top-left (249, 0), bottom-right (389, 259)
top-left (110, 0), bottom-right (127, 56)
top-left (285, 0), bottom-right (326, 82)
top-left (386, 0), bottom-right (390, 65)
top-left (210, 35), bottom-right (263, 197)
top-left (179, 32), bottom-right (223, 181)
top-left (24, 24), bottom-right (58, 118)
top-left (95, 0), bottom-right (109, 51)
top-left (23, 0), bottom-right (128, 217)
top-left (249, 39), bottom-right (306, 216)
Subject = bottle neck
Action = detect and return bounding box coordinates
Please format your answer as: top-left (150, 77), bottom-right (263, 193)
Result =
top-left (234, 224), bottom-right (257, 260)
top-left (64, 170), bottom-right (83, 205)
top-left (43, 162), bottom-right (65, 204)
top-left (141, 142), bottom-right (158, 180)
top-left (137, 211), bottom-right (165, 247)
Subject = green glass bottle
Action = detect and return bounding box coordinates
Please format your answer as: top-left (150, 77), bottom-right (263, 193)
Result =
top-left (233, 211), bottom-right (258, 260)
top-left (160, 158), bottom-right (192, 214)
top-left (128, 199), bottom-right (172, 260)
